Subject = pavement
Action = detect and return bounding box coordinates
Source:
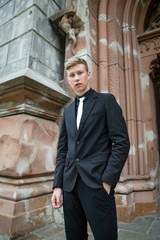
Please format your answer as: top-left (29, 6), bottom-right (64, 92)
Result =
top-left (1, 213), bottom-right (160, 240)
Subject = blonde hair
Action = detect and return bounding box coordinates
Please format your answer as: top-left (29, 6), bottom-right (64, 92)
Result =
top-left (65, 57), bottom-right (89, 72)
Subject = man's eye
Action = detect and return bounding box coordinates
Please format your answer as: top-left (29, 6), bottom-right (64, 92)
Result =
top-left (78, 71), bottom-right (83, 75)
top-left (69, 74), bottom-right (74, 78)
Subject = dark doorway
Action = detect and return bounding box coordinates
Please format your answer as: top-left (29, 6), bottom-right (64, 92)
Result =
top-left (150, 53), bottom-right (160, 153)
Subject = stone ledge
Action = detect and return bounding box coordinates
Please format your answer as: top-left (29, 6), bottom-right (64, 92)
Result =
top-left (0, 175), bottom-right (54, 201)
top-left (0, 68), bottom-right (70, 120)
top-left (116, 178), bottom-right (156, 194)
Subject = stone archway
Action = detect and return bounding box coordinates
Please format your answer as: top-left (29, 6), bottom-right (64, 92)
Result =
top-left (96, 0), bottom-right (160, 221)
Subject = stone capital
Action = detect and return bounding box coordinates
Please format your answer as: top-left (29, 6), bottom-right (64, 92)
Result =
top-left (0, 69), bottom-right (70, 120)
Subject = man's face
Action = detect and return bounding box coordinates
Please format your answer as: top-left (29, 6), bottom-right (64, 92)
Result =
top-left (67, 63), bottom-right (91, 96)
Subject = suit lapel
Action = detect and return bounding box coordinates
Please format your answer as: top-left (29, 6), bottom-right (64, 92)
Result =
top-left (69, 100), bottom-right (77, 135)
top-left (77, 91), bottom-right (98, 135)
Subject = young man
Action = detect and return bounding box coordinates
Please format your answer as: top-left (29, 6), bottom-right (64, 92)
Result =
top-left (51, 57), bottom-right (130, 240)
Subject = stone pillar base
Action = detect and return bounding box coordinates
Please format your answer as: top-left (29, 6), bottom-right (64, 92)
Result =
top-left (0, 175), bottom-right (53, 237)
top-left (0, 70), bottom-right (70, 238)
top-left (116, 192), bottom-right (158, 222)
top-left (116, 178), bottom-right (159, 222)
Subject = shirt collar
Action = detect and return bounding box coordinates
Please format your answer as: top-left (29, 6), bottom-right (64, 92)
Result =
top-left (76, 88), bottom-right (93, 100)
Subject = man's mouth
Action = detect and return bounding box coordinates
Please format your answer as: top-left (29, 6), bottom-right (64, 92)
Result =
top-left (75, 83), bottom-right (81, 87)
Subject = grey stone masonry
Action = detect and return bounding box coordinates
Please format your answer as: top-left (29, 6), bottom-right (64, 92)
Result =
top-left (0, 0), bottom-right (66, 82)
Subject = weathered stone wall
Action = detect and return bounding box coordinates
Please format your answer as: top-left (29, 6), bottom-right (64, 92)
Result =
top-left (0, 0), bottom-right (70, 238)
top-left (0, 0), bottom-right (65, 81)
top-left (91, 0), bottom-right (160, 222)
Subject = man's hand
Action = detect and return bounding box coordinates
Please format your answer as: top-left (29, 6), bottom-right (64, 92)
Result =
top-left (51, 188), bottom-right (63, 209)
top-left (102, 182), bottom-right (111, 194)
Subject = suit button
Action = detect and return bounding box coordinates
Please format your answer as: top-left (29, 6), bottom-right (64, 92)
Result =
top-left (76, 141), bottom-right (80, 144)
top-left (76, 158), bottom-right (79, 162)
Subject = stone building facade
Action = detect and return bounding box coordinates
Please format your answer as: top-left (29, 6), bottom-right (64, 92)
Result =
top-left (0, 0), bottom-right (160, 238)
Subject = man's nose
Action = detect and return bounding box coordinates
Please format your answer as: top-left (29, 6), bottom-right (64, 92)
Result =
top-left (75, 75), bottom-right (79, 81)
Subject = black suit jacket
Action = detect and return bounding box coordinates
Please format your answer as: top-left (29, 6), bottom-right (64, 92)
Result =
top-left (53, 90), bottom-right (130, 191)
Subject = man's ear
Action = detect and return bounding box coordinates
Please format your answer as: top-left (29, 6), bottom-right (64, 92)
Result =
top-left (66, 77), bottom-right (70, 84)
top-left (88, 71), bottom-right (91, 80)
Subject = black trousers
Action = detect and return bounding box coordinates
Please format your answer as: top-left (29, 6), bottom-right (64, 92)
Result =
top-left (63, 175), bottom-right (117, 240)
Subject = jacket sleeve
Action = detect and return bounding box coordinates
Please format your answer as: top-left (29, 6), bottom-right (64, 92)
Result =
top-left (53, 110), bottom-right (68, 189)
top-left (101, 94), bottom-right (130, 188)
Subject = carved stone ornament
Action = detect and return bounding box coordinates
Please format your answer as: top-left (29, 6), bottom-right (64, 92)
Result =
top-left (49, 9), bottom-right (84, 55)
top-left (138, 28), bottom-right (160, 56)
top-left (139, 37), bottom-right (160, 54)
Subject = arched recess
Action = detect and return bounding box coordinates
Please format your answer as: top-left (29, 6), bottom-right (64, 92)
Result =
top-left (98, 0), bottom-right (148, 179)
top-left (97, 0), bottom-right (159, 220)
top-left (124, 0), bottom-right (160, 186)
top-left (138, 0), bottom-right (160, 210)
